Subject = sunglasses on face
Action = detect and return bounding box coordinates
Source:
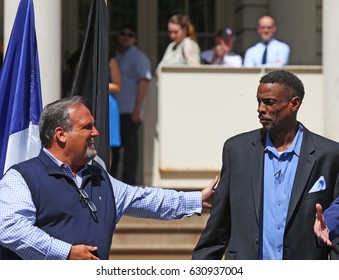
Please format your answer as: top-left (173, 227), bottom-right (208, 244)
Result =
top-left (119, 31), bottom-right (134, 38)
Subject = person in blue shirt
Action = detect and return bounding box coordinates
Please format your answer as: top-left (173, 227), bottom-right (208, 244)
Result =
top-left (110, 25), bottom-right (152, 186)
top-left (192, 70), bottom-right (339, 260)
top-left (0, 96), bottom-right (217, 260)
top-left (243, 15), bottom-right (290, 67)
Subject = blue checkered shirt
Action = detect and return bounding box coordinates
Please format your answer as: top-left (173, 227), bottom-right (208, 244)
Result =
top-left (0, 150), bottom-right (202, 259)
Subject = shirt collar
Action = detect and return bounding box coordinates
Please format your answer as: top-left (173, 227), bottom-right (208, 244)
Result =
top-left (265, 123), bottom-right (303, 157)
top-left (42, 147), bottom-right (88, 175)
top-left (262, 38), bottom-right (274, 45)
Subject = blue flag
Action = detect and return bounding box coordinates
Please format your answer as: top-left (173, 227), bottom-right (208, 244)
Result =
top-left (0, 0), bottom-right (43, 175)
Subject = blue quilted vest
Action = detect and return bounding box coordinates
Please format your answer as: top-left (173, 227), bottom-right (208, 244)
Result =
top-left (0, 150), bottom-right (116, 260)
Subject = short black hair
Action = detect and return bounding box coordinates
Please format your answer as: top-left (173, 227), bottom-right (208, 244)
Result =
top-left (260, 70), bottom-right (305, 101)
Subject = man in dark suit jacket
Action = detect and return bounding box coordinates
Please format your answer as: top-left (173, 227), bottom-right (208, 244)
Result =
top-left (192, 70), bottom-right (339, 260)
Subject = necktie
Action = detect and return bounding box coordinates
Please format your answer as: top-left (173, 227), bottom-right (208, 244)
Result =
top-left (262, 41), bottom-right (268, 65)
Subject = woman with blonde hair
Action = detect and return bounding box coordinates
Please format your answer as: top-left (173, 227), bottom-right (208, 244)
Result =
top-left (157, 14), bottom-right (200, 69)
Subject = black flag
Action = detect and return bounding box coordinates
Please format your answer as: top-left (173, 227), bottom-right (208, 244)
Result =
top-left (71, 0), bottom-right (109, 169)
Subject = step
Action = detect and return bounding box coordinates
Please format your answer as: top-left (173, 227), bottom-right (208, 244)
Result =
top-left (109, 212), bottom-right (210, 259)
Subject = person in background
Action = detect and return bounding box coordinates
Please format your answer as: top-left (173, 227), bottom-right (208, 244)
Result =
top-left (0, 96), bottom-right (218, 260)
top-left (192, 70), bottom-right (339, 260)
top-left (111, 25), bottom-right (152, 185)
top-left (201, 27), bottom-right (242, 66)
top-left (108, 57), bottom-right (121, 174)
top-left (243, 15), bottom-right (290, 67)
top-left (157, 14), bottom-right (200, 70)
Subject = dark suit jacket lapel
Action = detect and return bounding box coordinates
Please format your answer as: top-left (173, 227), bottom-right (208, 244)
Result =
top-left (286, 127), bottom-right (316, 225)
top-left (250, 130), bottom-right (266, 224)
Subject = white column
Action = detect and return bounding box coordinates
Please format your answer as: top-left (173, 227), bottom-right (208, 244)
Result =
top-left (3, 0), bottom-right (18, 47)
top-left (323, 0), bottom-right (339, 141)
top-left (4, 0), bottom-right (62, 106)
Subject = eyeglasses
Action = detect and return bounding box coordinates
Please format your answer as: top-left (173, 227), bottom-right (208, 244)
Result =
top-left (119, 31), bottom-right (134, 38)
top-left (77, 188), bottom-right (98, 222)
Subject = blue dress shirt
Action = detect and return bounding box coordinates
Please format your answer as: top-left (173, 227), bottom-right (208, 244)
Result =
top-left (0, 149), bottom-right (202, 259)
top-left (243, 38), bottom-right (290, 67)
top-left (115, 46), bottom-right (152, 114)
top-left (261, 125), bottom-right (303, 259)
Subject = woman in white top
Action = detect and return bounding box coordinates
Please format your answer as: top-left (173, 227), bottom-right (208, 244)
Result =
top-left (157, 14), bottom-right (200, 69)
